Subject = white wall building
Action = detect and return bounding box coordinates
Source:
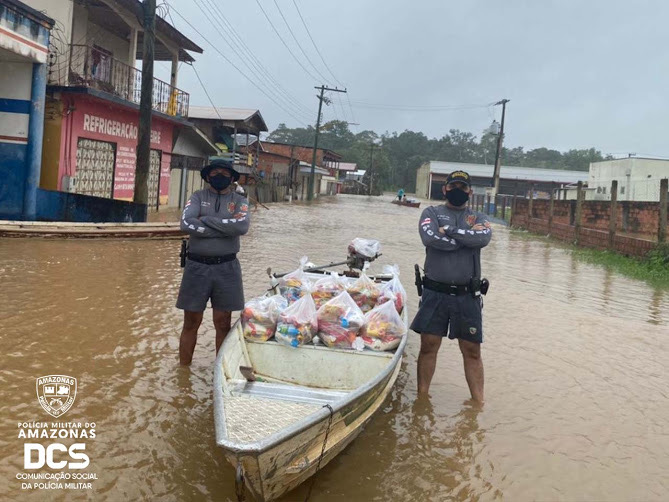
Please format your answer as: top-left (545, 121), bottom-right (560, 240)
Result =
top-left (588, 158), bottom-right (669, 201)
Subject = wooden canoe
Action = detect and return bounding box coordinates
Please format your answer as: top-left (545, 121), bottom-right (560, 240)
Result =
top-left (391, 199), bottom-right (420, 208)
top-left (213, 273), bottom-right (408, 501)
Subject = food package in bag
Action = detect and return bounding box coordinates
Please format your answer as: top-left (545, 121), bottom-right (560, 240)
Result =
top-left (278, 256), bottom-right (312, 303)
top-left (316, 291), bottom-right (366, 349)
top-left (360, 301), bottom-right (407, 351)
top-left (312, 272), bottom-right (345, 309)
top-left (275, 293), bottom-right (318, 347)
top-left (241, 294), bottom-right (288, 342)
top-left (346, 273), bottom-right (381, 313)
top-left (376, 265), bottom-right (407, 314)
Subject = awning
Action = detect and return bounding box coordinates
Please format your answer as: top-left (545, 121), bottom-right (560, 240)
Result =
top-left (299, 166), bottom-right (329, 175)
top-left (172, 125), bottom-right (219, 157)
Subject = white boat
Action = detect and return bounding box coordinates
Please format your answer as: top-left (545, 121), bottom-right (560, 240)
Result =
top-left (213, 272), bottom-right (408, 501)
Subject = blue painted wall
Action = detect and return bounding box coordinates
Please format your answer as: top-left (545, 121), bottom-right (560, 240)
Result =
top-left (0, 142), bottom-right (27, 219)
top-left (36, 189), bottom-right (147, 223)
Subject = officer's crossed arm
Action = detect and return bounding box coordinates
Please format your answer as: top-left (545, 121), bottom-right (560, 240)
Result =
top-left (442, 214), bottom-right (492, 248)
top-left (419, 208), bottom-right (460, 251)
top-left (180, 192), bottom-right (221, 238)
top-left (201, 198), bottom-right (251, 237)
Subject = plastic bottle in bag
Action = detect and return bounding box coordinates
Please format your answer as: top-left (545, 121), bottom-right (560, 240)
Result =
top-left (275, 293), bottom-right (318, 347)
top-left (316, 291), bottom-right (366, 349)
top-left (241, 294), bottom-right (288, 342)
top-left (278, 256), bottom-right (312, 303)
top-left (346, 273), bottom-right (381, 313)
top-left (312, 272), bottom-right (345, 309)
top-left (360, 301), bottom-right (407, 351)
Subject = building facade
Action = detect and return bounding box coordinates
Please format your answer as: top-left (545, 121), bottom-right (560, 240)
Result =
top-left (416, 161), bottom-right (589, 200)
top-left (587, 157), bottom-right (669, 202)
top-left (0, 0), bottom-right (53, 219)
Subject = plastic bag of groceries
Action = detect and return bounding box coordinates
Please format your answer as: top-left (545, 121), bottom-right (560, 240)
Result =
top-left (312, 272), bottom-right (346, 309)
top-left (375, 265), bottom-right (407, 314)
top-left (278, 256), bottom-right (312, 303)
top-left (241, 294), bottom-right (288, 342)
top-left (360, 301), bottom-right (407, 351)
top-left (348, 238), bottom-right (380, 259)
top-left (346, 273), bottom-right (381, 313)
top-left (316, 291), bottom-right (365, 349)
top-left (275, 293), bottom-right (318, 347)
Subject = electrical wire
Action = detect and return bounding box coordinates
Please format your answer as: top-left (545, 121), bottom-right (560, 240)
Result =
top-left (348, 100), bottom-right (492, 111)
top-left (190, 0), bottom-right (312, 121)
top-left (253, 0), bottom-right (320, 83)
top-left (201, 0), bottom-right (313, 118)
top-left (188, 61), bottom-right (223, 119)
top-left (291, 0), bottom-right (346, 89)
top-left (271, 0), bottom-right (330, 84)
top-left (168, 4), bottom-right (310, 126)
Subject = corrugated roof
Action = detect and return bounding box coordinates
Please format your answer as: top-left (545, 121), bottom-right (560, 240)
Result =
top-left (187, 107), bottom-right (268, 132)
top-left (338, 162), bottom-right (357, 171)
top-left (427, 161), bottom-right (588, 183)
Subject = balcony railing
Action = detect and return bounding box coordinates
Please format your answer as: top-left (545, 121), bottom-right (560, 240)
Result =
top-left (64, 44), bottom-right (189, 117)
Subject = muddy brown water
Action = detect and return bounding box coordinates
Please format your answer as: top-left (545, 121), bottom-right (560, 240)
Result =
top-left (1, 195), bottom-right (668, 501)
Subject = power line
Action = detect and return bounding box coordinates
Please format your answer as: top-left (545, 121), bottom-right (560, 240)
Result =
top-left (271, 0), bottom-right (330, 84)
top-left (200, 0), bottom-right (313, 118)
top-left (190, 0), bottom-right (312, 121)
top-left (291, 0), bottom-right (345, 88)
top-left (168, 4), bottom-right (310, 126)
top-left (188, 61), bottom-right (222, 120)
top-left (348, 100), bottom-right (492, 111)
top-left (253, 0), bottom-right (320, 83)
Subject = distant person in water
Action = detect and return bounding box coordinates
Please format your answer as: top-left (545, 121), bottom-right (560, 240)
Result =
top-left (397, 188), bottom-right (405, 201)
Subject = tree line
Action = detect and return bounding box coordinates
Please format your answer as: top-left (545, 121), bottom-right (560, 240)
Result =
top-left (267, 121), bottom-right (610, 194)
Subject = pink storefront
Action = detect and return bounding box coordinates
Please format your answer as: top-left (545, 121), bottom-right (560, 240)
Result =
top-left (51, 93), bottom-right (176, 206)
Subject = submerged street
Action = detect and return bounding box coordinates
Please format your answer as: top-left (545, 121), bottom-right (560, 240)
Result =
top-left (1, 195), bottom-right (668, 501)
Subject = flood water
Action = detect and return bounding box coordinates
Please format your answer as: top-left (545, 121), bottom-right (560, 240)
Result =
top-left (1, 195), bottom-right (668, 501)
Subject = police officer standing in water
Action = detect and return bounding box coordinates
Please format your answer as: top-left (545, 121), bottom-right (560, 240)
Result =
top-left (177, 159), bottom-right (250, 365)
top-left (410, 171), bottom-right (492, 404)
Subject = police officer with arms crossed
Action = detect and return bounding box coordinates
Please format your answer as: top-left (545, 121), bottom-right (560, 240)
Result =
top-left (177, 159), bottom-right (250, 365)
top-left (410, 171), bottom-right (492, 404)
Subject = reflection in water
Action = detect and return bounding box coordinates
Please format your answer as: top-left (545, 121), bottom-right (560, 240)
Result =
top-left (1, 195), bottom-right (668, 501)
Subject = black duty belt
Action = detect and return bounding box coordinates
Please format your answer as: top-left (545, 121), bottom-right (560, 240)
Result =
top-left (187, 253), bottom-right (237, 265)
top-left (422, 277), bottom-right (472, 296)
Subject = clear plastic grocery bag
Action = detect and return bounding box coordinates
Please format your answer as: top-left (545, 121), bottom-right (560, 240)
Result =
top-left (346, 273), bottom-right (381, 313)
top-left (348, 238), bottom-right (381, 259)
top-left (242, 294), bottom-right (288, 342)
top-left (312, 272), bottom-right (345, 309)
top-left (376, 264), bottom-right (407, 314)
top-left (360, 300), bottom-right (407, 351)
top-left (275, 293), bottom-right (318, 347)
top-left (316, 291), bottom-right (365, 349)
top-left (278, 256), bottom-right (312, 303)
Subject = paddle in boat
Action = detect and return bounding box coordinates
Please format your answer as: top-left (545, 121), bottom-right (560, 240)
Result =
top-left (213, 240), bottom-right (408, 501)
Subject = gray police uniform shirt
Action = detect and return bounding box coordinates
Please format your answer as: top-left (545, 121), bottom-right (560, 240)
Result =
top-left (418, 204), bottom-right (492, 284)
top-left (180, 188), bottom-right (250, 256)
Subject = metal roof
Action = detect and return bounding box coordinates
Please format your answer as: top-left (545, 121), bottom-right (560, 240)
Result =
top-left (426, 161), bottom-right (588, 183)
top-left (187, 106), bottom-right (268, 133)
top-left (338, 162), bottom-right (357, 171)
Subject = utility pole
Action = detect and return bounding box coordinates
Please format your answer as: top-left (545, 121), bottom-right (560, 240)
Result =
top-left (134, 0), bottom-right (156, 211)
top-left (368, 143), bottom-right (375, 195)
top-left (491, 98), bottom-right (510, 197)
top-left (308, 85), bottom-right (346, 201)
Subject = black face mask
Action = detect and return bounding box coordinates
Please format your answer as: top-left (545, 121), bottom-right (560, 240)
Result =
top-left (209, 174), bottom-right (232, 192)
top-left (445, 187), bottom-right (469, 206)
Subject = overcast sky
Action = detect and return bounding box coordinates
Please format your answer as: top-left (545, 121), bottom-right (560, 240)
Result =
top-left (160, 0), bottom-right (669, 156)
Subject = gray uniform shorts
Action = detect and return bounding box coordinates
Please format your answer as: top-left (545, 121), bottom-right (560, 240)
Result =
top-left (176, 258), bottom-right (245, 312)
top-left (410, 288), bottom-right (483, 343)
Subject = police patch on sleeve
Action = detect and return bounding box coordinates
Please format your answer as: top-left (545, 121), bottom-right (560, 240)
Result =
top-left (227, 202), bottom-right (235, 213)
top-left (466, 214), bottom-right (477, 227)
top-left (240, 203), bottom-right (249, 212)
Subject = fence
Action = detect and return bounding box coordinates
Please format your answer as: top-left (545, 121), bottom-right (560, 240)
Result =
top-left (504, 179), bottom-right (668, 257)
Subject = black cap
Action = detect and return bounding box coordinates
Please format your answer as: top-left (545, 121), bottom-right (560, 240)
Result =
top-left (201, 159), bottom-right (241, 182)
top-left (445, 170), bottom-right (471, 186)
